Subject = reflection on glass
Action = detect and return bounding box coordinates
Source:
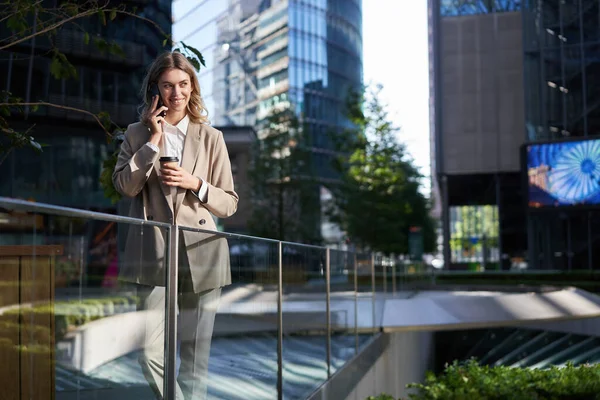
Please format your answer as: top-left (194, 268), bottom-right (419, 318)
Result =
top-left (0, 212), bottom-right (170, 399)
top-left (207, 235), bottom-right (279, 400)
top-left (329, 249), bottom-right (362, 371)
top-left (281, 244), bottom-right (328, 399)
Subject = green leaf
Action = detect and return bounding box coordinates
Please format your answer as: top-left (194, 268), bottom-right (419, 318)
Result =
top-left (97, 10), bottom-right (106, 26)
top-left (97, 111), bottom-right (112, 131)
top-left (63, 3), bottom-right (79, 16)
top-left (93, 37), bottom-right (108, 53)
top-left (182, 42), bottom-right (206, 67)
top-left (109, 9), bottom-right (117, 21)
top-left (49, 56), bottom-right (62, 79)
top-left (109, 42), bottom-right (125, 58)
top-left (187, 57), bottom-right (200, 72)
top-left (83, 32), bottom-right (90, 45)
top-left (7, 16), bottom-right (27, 33)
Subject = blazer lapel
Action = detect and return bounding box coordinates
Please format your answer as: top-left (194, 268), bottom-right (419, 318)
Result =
top-left (175, 122), bottom-right (201, 217)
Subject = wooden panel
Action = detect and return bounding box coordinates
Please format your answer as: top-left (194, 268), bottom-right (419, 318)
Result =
top-left (0, 258), bottom-right (20, 400)
top-left (20, 256), bottom-right (55, 400)
top-left (0, 245), bottom-right (63, 257)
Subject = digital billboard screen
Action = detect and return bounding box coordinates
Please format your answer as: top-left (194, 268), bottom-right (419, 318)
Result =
top-left (526, 138), bottom-right (600, 208)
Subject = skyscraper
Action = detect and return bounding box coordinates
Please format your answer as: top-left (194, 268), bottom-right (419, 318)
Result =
top-left (174, 0), bottom-right (363, 242)
top-left (174, 0), bottom-right (363, 180)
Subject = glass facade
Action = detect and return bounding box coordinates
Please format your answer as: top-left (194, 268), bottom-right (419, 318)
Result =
top-left (523, 0), bottom-right (600, 141)
top-left (0, 1), bottom-right (172, 210)
top-left (175, 0), bottom-right (363, 179)
top-left (440, 0), bottom-right (521, 16)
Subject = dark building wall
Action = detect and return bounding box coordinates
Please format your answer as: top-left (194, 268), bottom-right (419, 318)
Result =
top-left (0, 1), bottom-right (172, 210)
top-left (523, 0), bottom-right (600, 141)
top-left (440, 12), bottom-right (524, 175)
top-left (522, 0), bottom-right (600, 270)
top-left (430, 1), bottom-right (527, 269)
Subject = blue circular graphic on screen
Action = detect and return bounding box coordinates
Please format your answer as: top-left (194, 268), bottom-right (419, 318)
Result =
top-left (548, 141), bottom-right (600, 203)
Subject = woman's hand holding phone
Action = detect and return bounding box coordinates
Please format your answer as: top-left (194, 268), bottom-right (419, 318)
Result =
top-left (148, 94), bottom-right (168, 145)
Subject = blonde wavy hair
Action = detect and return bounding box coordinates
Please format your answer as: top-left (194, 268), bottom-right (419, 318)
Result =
top-left (139, 51), bottom-right (209, 124)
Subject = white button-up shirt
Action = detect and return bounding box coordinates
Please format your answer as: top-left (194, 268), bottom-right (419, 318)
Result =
top-left (145, 115), bottom-right (208, 202)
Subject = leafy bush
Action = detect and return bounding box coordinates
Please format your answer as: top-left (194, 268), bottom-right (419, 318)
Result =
top-left (407, 359), bottom-right (600, 400)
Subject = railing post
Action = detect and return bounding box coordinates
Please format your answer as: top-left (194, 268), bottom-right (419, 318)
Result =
top-left (277, 241), bottom-right (283, 400)
top-left (371, 253), bottom-right (376, 332)
top-left (354, 252), bottom-right (358, 354)
top-left (164, 224), bottom-right (178, 400)
top-left (325, 247), bottom-right (332, 378)
top-left (392, 256), bottom-right (397, 296)
top-left (383, 258), bottom-right (387, 295)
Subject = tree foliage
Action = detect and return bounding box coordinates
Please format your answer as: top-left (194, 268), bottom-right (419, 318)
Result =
top-left (247, 108), bottom-right (322, 243)
top-left (0, 0), bottom-right (205, 203)
top-left (327, 86), bottom-right (436, 255)
top-left (407, 359), bottom-right (600, 400)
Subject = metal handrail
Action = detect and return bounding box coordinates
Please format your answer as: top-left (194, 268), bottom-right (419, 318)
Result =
top-left (0, 197), bottom-right (171, 228)
top-left (178, 223), bottom-right (280, 244)
top-left (0, 196), bottom-right (375, 400)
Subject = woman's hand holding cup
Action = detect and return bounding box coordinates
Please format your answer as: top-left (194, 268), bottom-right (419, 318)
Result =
top-left (159, 156), bottom-right (201, 191)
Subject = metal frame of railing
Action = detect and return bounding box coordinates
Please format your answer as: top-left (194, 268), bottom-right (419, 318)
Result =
top-left (0, 197), bottom-right (387, 400)
top-left (3, 197), bottom-right (587, 398)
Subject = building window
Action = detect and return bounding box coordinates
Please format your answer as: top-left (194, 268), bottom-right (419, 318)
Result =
top-left (449, 205), bottom-right (500, 267)
top-left (440, 0), bottom-right (521, 17)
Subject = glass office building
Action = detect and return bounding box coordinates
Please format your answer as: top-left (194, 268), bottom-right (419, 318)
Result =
top-left (522, 0), bottom-right (600, 270)
top-left (430, 0), bottom-right (600, 270)
top-left (174, 0), bottom-right (363, 179)
top-left (522, 0), bottom-right (600, 141)
top-left (0, 1), bottom-right (172, 210)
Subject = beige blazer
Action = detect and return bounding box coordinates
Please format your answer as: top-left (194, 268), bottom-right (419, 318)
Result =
top-left (112, 121), bottom-right (238, 293)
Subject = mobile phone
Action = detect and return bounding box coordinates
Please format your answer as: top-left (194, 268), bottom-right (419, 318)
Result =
top-left (148, 83), bottom-right (167, 118)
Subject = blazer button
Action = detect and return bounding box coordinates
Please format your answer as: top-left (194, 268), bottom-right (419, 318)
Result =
top-left (199, 219), bottom-right (206, 225)
top-left (147, 215), bottom-right (154, 221)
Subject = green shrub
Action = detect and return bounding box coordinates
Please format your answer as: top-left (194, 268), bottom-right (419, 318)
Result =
top-left (407, 359), bottom-right (600, 400)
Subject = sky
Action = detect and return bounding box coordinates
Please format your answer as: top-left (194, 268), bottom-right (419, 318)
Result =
top-left (362, 1), bottom-right (431, 191)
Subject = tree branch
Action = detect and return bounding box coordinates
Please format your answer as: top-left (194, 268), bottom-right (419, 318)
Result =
top-left (0, 101), bottom-right (116, 138)
top-left (0, 7), bottom-right (101, 51)
top-left (0, 0), bottom-right (43, 25)
top-left (0, 5), bottom-right (173, 52)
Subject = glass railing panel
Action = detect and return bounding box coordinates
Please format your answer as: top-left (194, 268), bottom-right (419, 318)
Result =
top-left (178, 227), bottom-right (280, 400)
top-left (356, 252), bottom-right (376, 335)
top-left (281, 243), bottom-right (327, 400)
top-left (373, 254), bottom-right (388, 328)
top-left (0, 203), bottom-right (171, 400)
top-left (329, 249), bottom-right (360, 372)
top-left (373, 254), bottom-right (386, 295)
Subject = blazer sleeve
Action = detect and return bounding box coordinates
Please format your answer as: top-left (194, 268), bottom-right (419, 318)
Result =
top-left (198, 131), bottom-right (239, 219)
top-left (112, 125), bottom-right (160, 198)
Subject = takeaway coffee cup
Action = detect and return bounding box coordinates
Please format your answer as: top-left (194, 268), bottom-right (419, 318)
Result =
top-left (159, 156), bottom-right (179, 168)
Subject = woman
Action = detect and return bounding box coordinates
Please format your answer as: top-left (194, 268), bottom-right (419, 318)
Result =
top-left (113, 51), bottom-right (238, 400)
